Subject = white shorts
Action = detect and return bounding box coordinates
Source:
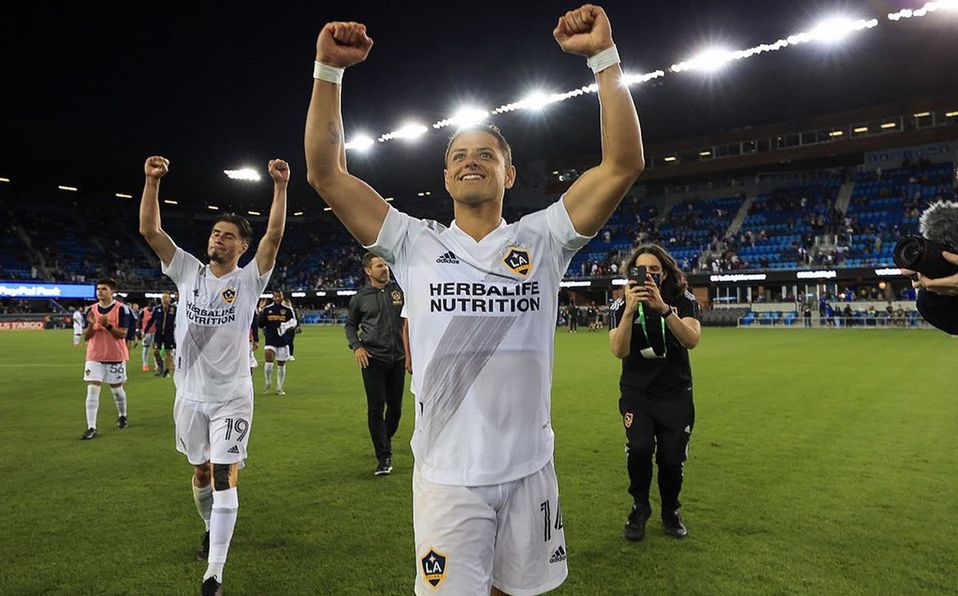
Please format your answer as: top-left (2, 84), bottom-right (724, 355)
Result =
top-left (264, 345), bottom-right (290, 361)
top-left (83, 361), bottom-right (127, 385)
top-left (173, 388), bottom-right (254, 467)
top-left (413, 461), bottom-right (567, 596)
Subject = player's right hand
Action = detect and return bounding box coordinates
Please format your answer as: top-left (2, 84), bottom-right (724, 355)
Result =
top-left (144, 156), bottom-right (170, 179)
top-left (316, 22), bottom-right (373, 68)
top-left (353, 346), bottom-right (370, 369)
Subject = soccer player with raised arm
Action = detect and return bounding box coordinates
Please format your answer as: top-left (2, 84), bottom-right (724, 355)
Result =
top-left (139, 155), bottom-right (288, 596)
top-left (305, 5), bottom-right (644, 594)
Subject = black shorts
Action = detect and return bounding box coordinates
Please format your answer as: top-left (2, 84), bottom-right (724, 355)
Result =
top-left (155, 335), bottom-right (176, 350)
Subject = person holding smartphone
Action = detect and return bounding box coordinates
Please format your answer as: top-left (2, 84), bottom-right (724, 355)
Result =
top-left (608, 244), bottom-right (702, 542)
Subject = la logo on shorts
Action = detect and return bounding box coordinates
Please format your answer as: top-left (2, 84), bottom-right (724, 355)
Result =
top-left (221, 286), bottom-right (237, 304)
top-left (502, 246), bottom-right (532, 277)
top-left (420, 547), bottom-right (447, 589)
top-left (624, 412), bottom-right (634, 428)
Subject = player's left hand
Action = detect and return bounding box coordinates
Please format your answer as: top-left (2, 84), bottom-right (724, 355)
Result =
top-left (553, 5), bottom-right (613, 58)
top-left (97, 314), bottom-right (110, 327)
top-left (268, 159), bottom-right (290, 184)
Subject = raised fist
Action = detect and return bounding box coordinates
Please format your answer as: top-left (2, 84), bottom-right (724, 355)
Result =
top-left (144, 156), bottom-right (170, 179)
top-left (268, 159), bottom-right (290, 184)
top-left (316, 21), bottom-right (373, 68)
top-left (553, 5), bottom-right (613, 58)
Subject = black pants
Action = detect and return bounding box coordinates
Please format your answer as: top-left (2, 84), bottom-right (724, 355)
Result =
top-left (361, 357), bottom-right (405, 459)
top-left (619, 392), bottom-right (694, 514)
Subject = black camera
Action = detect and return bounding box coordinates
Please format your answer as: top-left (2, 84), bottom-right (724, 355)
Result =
top-left (893, 235), bottom-right (958, 279)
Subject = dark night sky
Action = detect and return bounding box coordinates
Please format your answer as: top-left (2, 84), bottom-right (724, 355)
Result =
top-left (2, 0), bottom-right (956, 210)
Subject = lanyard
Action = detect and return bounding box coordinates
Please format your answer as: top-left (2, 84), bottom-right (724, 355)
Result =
top-left (637, 303), bottom-right (667, 358)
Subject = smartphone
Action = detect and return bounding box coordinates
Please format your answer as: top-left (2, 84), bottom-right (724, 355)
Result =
top-left (628, 265), bottom-right (647, 285)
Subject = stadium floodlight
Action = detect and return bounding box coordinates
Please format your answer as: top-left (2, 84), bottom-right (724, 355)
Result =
top-left (115, 193), bottom-right (133, 198)
top-left (58, 185), bottom-right (78, 192)
top-left (671, 47), bottom-right (737, 73)
top-left (379, 122), bottom-right (429, 142)
top-left (248, 210), bottom-right (261, 216)
top-left (163, 199), bottom-right (178, 205)
top-left (0, 177), bottom-right (10, 183)
top-left (208, 205), bottom-right (219, 210)
top-left (889, 0), bottom-right (958, 20)
top-left (384, 197), bottom-right (394, 202)
top-left (880, 122), bottom-right (898, 129)
top-left (914, 112), bottom-right (931, 117)
top-left (345, 134), bottom-right (375, 152)
top-left (519, 91), bottom-right (554, 112)
top-left (293, 211), bottom-right (304, 216)
top-left (337, 290), bottom-right (357, 296)
top-left (224, 168), bottom-right (261, 182)
top-left (290, 291), bottom-right (306, 298)
top-left (946, 111), bottom-right (958, 118)
top-left (323, 206), bottom-right (333, 211)
top-left (450, 107), bottom-right (490, 128)
top-left (854, 126), bottom-right (870, 133)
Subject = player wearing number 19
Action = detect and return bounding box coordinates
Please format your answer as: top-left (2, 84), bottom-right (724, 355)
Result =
top-left (138, 155), bottom-right (288, 596)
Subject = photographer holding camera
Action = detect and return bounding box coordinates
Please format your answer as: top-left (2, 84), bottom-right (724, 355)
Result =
top-left (608, 244), bottom-right (701, 542)
top-left (894, 200), bottom-right (958, 334)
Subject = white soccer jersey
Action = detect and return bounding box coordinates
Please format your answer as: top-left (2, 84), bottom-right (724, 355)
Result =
top-left (73, 310), bottom-right (84, 334)
top-left (368, 198), bottom-right (591, 486)
top-left (162, 247), bottom-right (272, 403)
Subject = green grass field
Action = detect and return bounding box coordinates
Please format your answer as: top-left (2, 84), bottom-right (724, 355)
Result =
top-left (1, 327), bottom-right (956, 595)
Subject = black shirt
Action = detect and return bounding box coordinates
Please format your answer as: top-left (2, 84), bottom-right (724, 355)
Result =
top-left (609, 291), bottom-right (700, 400)
top-left (258, 303), bottom-right (296, 347)
top-left (345, 282), bottom-right (406, 363)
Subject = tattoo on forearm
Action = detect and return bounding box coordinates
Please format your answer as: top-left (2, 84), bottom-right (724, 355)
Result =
top-left (326, 122), bottom-right (342, 146)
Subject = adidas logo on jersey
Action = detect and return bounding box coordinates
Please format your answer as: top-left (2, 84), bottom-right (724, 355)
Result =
top-left (227, 445), bottom-right (240, 454)
top-left (435, 251), bottom-right (460, 264)
top-left (549, 545), bottom-right (567, 564)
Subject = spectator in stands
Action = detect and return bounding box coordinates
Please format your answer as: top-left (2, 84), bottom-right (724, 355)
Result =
top-left (608, 244), bottom-right (701, 542)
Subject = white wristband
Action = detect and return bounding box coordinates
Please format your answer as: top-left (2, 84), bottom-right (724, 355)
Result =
top-left (586, 44), bottom-right (620, 74)
top-left (313, 61), bottom-right (344, 85)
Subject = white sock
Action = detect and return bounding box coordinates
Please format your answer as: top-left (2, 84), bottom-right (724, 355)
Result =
top-left (277, 365), bottom-right (286, 391)
top-left (192, 478), bottom-right (213, 531)
top-left (205, 487), bottom-right (238, 583)
top-left (111, 386), bottom-right (127, 417)
top-left (264, 363), bottom-right (273, 386)
top-left (85, 384), bottom-right (101, 429)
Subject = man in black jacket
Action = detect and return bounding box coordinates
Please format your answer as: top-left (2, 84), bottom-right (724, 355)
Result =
top-left (346, 252), bottom-right (408, 475)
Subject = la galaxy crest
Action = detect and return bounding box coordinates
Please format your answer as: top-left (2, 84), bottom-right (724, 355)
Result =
top-left (420, 547), bottom-right (447, 589)
top-left (502, 246), bottom-right (532, 277)
top-left (221, 285), bottom-right (237, 304)
top-left (391, 290), bottom-right (403, 305)
top-left (624, 412), bottom-right (634, 429)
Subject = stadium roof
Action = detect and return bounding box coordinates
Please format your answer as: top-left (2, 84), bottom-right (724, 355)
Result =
top-left (2, 1), bottom-right (957, 210)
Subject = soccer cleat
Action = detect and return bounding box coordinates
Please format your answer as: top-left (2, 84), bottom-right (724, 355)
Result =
top-left (116, 416), bottom-right (128, 430)
top-left (200, 576), bottom-right (222, 596)
top-left (275, 390), bottom-right (286, 396)
top-left (153, 369), bottom-right (163, 377)
top-left (374, 457), bottom-right (393, 476)
top-left (162, 369), bottom-right (171, 378)
top-left (286, 355), bottom-right (295, 361)
top-left (624, 504), bottom-right (651, 541)
top-left (142, 364), bottom-right (150, 372)
top-left (81, 428), bottom-right (98, 440)
top-left (195, 531), bottom-right (210, 562)
top-left (662, 509), bottom-right (688, 539)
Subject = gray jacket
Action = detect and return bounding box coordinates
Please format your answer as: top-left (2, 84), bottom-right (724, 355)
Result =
top-left (345, 282), bottom-right (406, 363)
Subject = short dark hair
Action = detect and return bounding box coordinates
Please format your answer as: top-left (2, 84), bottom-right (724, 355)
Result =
top-left (361, 252), bottom-right (381, 270)
top-left (444, 124), bottom-right (513, 168)
top-left (212, 214), bottom-right (252, 243)
top-left (622, 244), bottom-right (689, 303)
top-left (96, 278), bottom-right (117, 290)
